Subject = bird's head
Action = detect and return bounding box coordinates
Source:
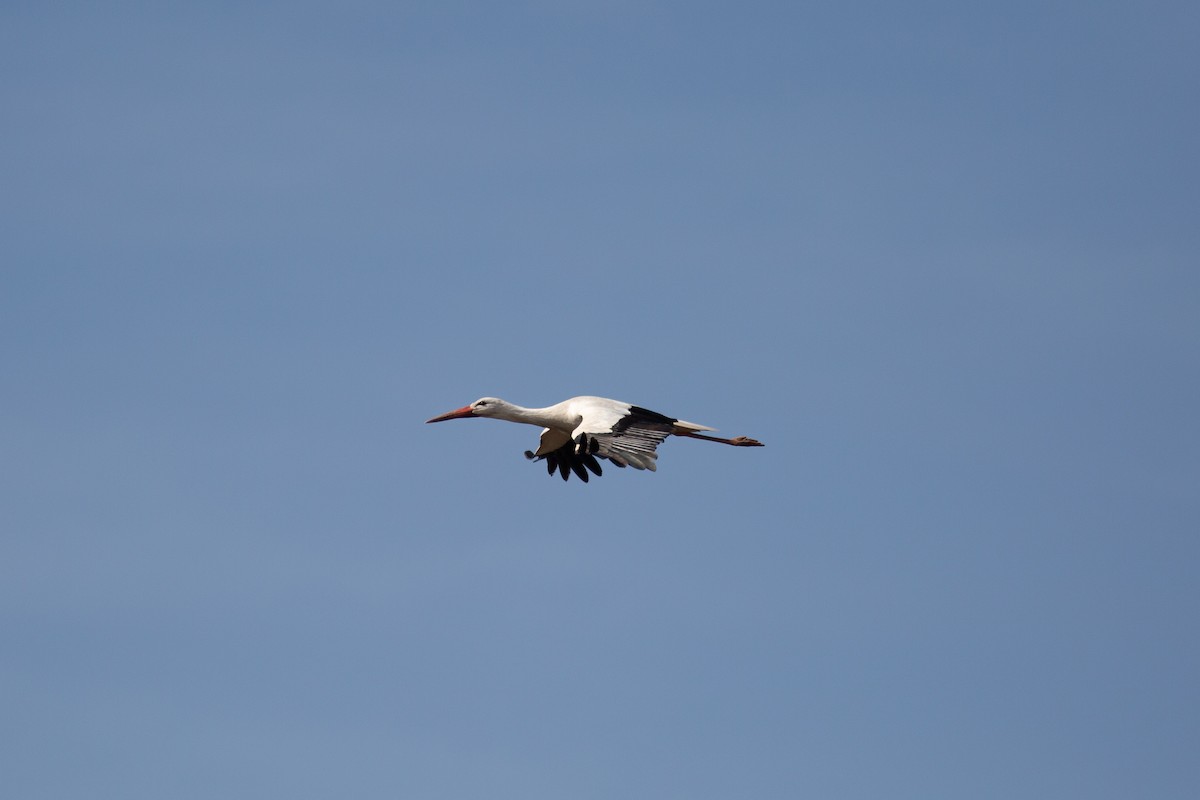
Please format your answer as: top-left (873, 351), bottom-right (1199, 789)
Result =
top-left (426, 397), bottom-right (506, 423)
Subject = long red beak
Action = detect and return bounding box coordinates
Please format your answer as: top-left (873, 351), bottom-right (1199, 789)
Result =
top-left (426, 404), bottom-right (477, 423)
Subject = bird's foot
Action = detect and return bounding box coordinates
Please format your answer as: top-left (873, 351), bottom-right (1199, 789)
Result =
top-left (730, 436), bottom-right (764, 447)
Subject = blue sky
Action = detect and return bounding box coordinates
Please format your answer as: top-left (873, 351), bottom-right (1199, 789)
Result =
top-left (2, 2), bottom-right (1198, 798)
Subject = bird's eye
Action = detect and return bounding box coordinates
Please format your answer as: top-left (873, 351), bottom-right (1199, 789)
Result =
top-left (476, 400), bottom-right (488, 406)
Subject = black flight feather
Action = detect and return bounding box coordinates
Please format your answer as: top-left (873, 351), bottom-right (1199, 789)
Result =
top-left (583, 453), bottom-right (603, 476)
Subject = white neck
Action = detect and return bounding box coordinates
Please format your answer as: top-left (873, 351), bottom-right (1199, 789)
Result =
top-left (490, 399), bottom-right (576, 430)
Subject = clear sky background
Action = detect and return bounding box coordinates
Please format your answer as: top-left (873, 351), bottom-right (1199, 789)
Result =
top-left (2, 2), bottom-right (1197, 798)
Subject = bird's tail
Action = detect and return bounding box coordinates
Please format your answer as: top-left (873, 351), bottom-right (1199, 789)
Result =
top-left (672, 419), bottom-right (716, 433)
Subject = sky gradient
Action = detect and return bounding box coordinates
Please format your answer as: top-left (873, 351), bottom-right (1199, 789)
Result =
top-left (3, 2), bottom-right (1198, 798)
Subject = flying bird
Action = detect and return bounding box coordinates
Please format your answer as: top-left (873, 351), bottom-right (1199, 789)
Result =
top-left (426, 395), bottom-right (764, 482)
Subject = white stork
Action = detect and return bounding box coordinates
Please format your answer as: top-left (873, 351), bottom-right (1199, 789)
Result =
top-left (426, 395), bottom-right (764, 482)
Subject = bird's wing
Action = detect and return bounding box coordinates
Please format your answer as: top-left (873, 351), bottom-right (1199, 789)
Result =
top-left (524, 428), bottom-right (604, 482)
top-left (575, 405), bottom-right (676, 471)
top-left (533, 427), bottom-right (570, 456)
top-left (522, 402), bottom-right (680, 481)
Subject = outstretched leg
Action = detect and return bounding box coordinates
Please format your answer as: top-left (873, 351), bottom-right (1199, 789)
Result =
top-left (673, 429), bottom-right (764, 447)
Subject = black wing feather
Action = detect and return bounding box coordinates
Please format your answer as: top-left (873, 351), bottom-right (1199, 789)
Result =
top-left (525, 438), bottom-right (611, 482)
